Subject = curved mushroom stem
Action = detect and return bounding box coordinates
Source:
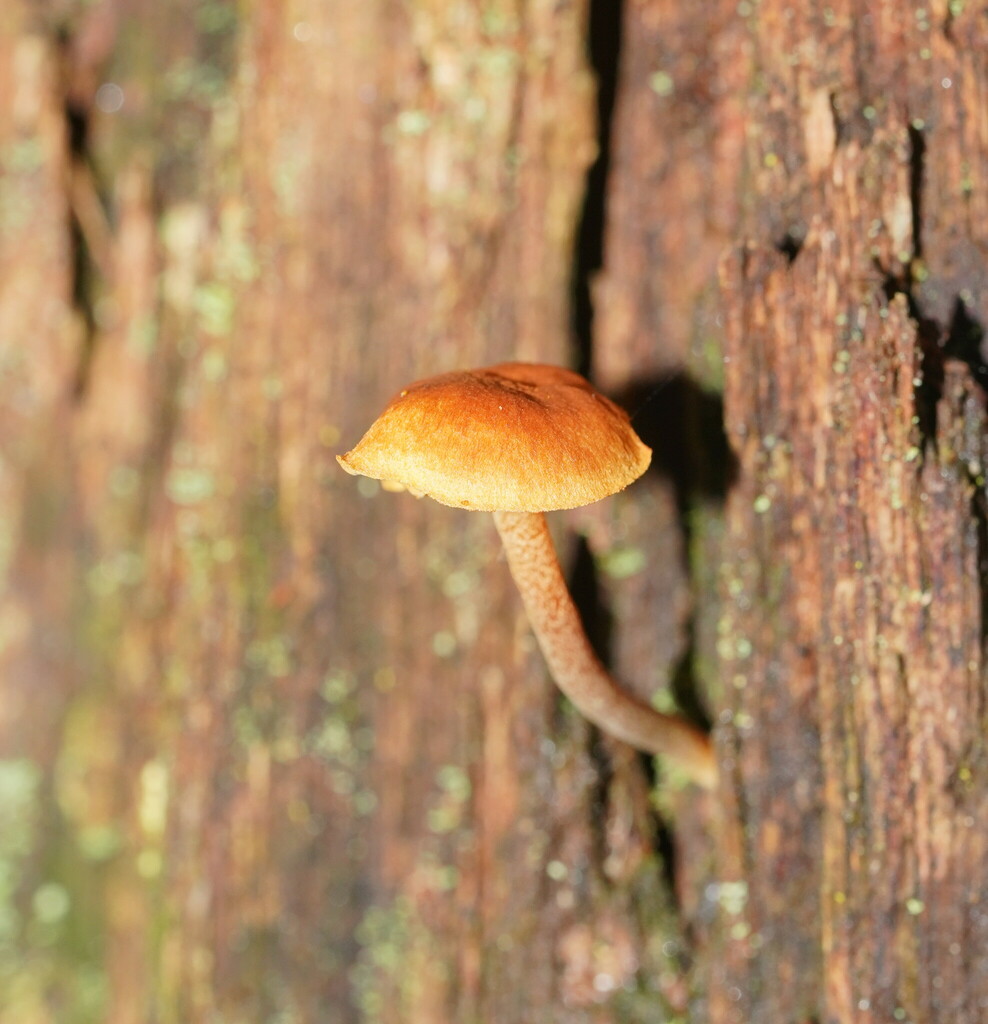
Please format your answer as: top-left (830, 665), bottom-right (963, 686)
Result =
top-left (492, 509), bottom-right (717, 789)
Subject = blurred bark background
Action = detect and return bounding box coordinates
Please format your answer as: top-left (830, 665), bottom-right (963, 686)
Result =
top-left (1, 1), bottom-right (986, 1022)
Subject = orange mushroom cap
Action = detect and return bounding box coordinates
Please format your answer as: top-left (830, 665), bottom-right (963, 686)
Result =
top-left (337, 362), bottom-right (652, 512)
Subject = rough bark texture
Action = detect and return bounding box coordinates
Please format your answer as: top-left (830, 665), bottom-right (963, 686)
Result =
top-left (2, 0), bottom-right (987, 1023)
top-left (715, 2), bottom-right (988, 1022)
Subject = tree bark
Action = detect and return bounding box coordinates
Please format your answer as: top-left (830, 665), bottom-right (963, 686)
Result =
top-left (2, 2), bottom-right (693, 1023)
top-left (2, 0), bottom-right (987, 1023)
top-left (714, 2), bottom-right (988, 1022)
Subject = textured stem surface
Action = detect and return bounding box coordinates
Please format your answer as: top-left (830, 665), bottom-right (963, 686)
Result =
top-left (493, 509), bottom-right (717, 788)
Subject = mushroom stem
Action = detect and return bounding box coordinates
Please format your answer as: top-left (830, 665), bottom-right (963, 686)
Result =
top-left (492, 509), bottom-right (717, 788)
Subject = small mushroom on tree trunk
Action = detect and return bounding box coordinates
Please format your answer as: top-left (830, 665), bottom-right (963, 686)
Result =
top-left (337, 362), bottom-right (717, 788)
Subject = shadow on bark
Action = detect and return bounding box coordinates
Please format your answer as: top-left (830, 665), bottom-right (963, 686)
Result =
top-left (571, 0), bottom-right (623, 378)
top-left (619, 372), bottom-right (739, 514)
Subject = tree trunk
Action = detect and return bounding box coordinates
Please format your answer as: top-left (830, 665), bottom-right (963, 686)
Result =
top-left (713, 1), bottom-right (988, 1021)
top-left (2, 1), bottom-right (986, 1023)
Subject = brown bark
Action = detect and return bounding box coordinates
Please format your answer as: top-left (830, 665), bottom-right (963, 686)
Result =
top-left (3, 0), bottom-right (987, 1022)
top-left (714, 2), bottom-right (988, 1022)
top-left (1, 2), bottom-right (699, 1023)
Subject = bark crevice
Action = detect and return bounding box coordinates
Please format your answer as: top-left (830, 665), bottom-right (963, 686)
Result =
top-left (571, 0), bottom-right (623, 377)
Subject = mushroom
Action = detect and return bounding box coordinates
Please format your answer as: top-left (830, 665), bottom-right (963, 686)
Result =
top-left (337, 362), bottom-right (717, 788)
